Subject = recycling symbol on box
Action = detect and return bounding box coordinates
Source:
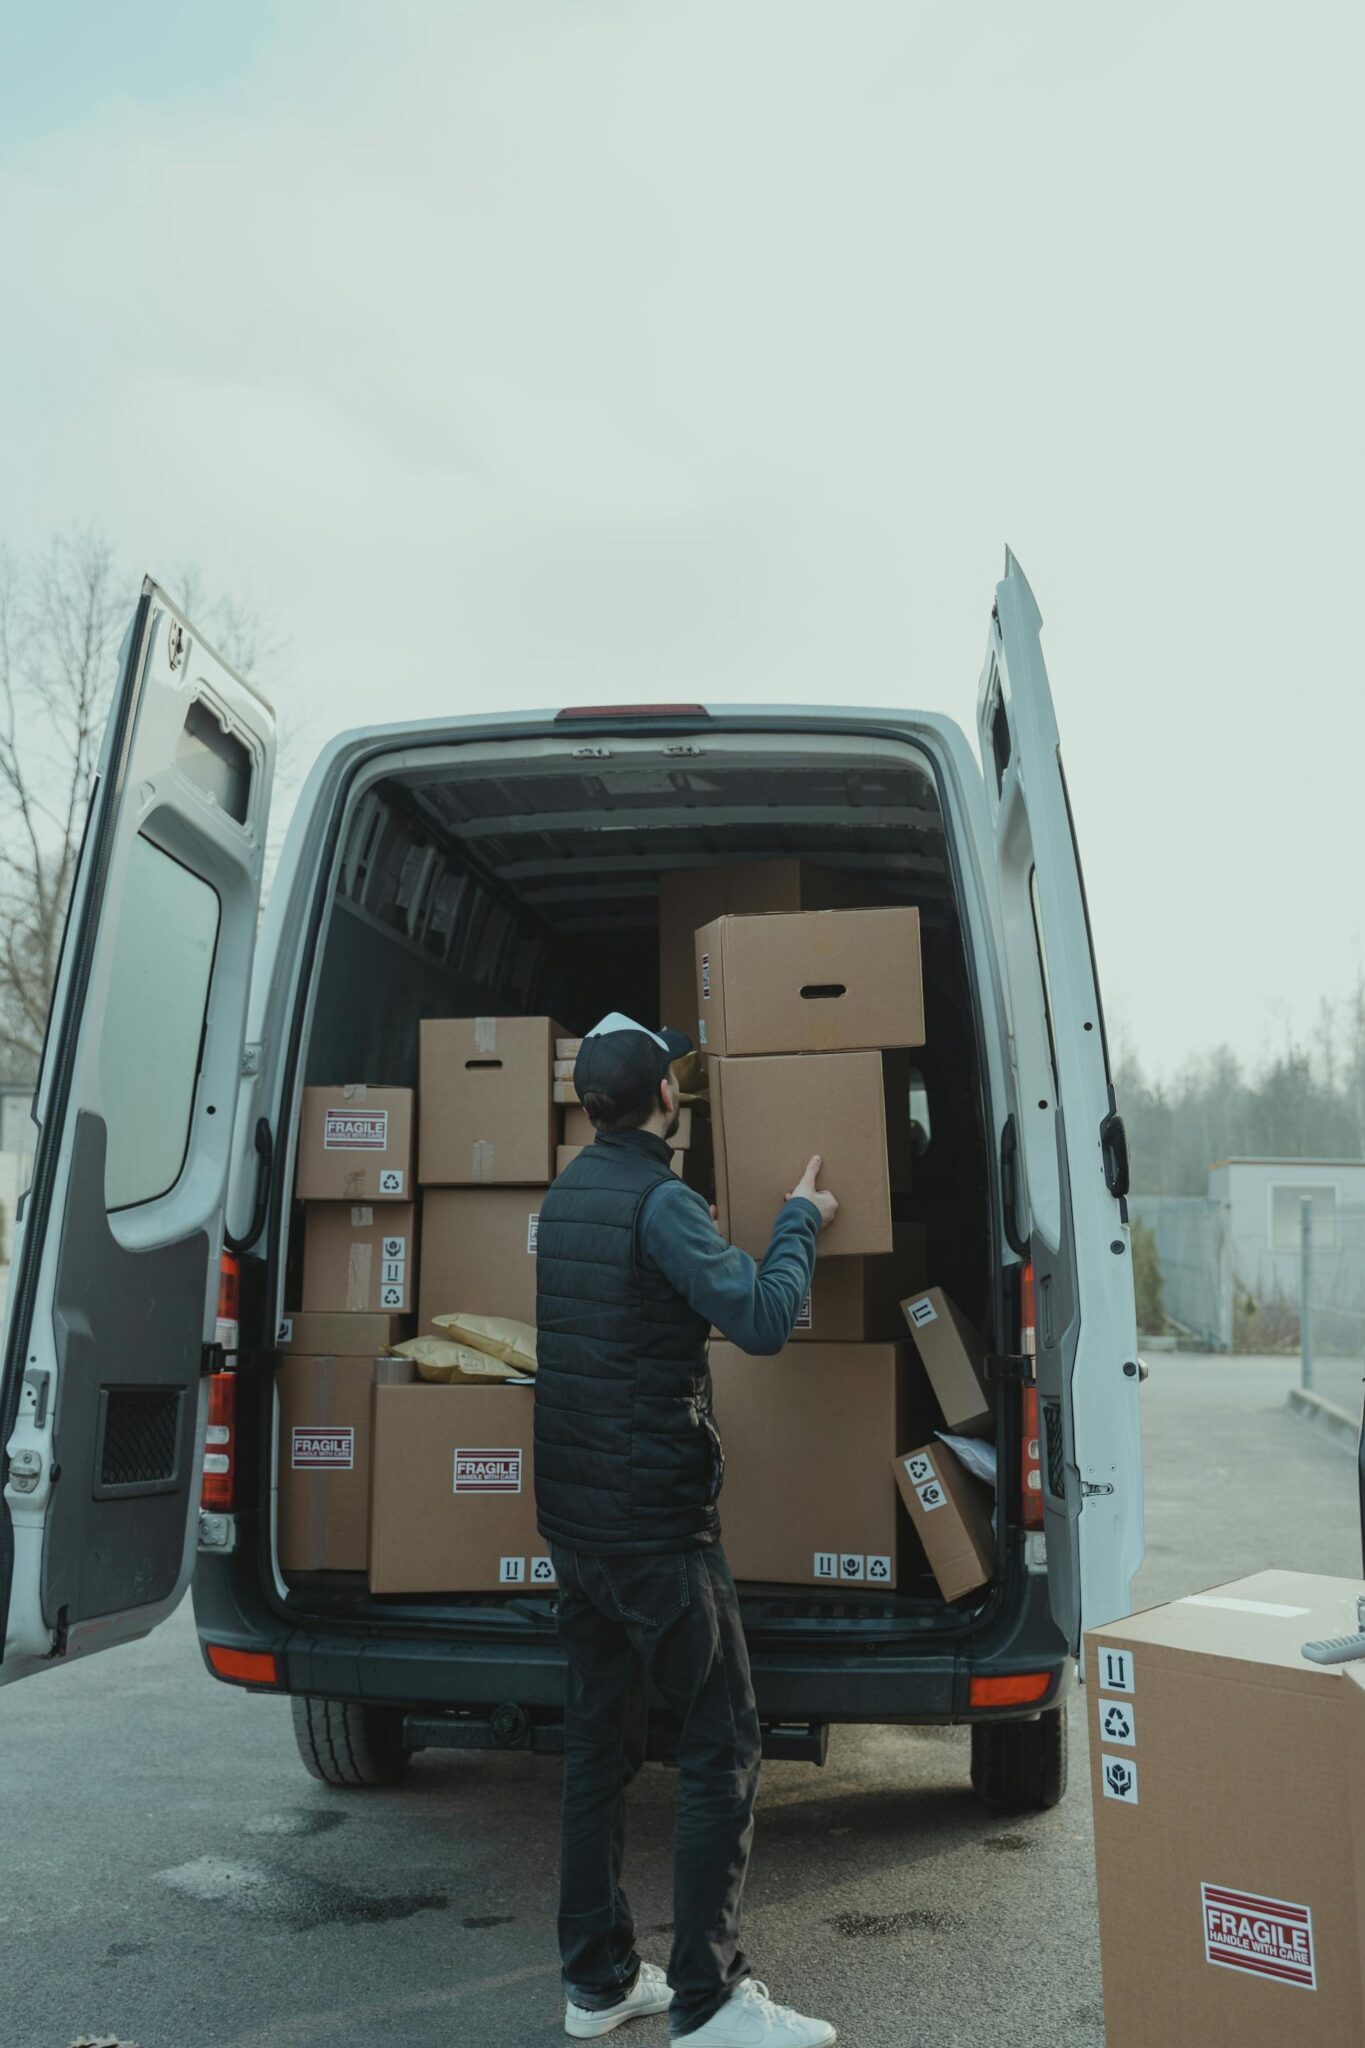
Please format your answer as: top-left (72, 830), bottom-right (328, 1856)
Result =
top-left (379, 1169), bottom-right (404, 1194)
top-left (867, 1557), bottom-right (890, 1581)
top-left (1103, 1703), bottom-right (1134, 1743)
top-left (531, 1558), bottom-right (556, 1584)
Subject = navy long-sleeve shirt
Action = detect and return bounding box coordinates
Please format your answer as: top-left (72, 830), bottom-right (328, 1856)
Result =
top-left (637, 1177), bottom-right (820, 1354)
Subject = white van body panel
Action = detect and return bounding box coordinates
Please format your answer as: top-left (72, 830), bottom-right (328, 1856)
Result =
top-left (977, 553), bottom-right (1144, 1636)
top-left (1, 586), bottom-right (275, 1684)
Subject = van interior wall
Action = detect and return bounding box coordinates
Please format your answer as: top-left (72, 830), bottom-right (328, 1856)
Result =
top-left (302, 775), bottom-right (992, 1330)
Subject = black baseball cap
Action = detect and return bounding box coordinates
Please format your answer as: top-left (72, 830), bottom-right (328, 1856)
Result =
top-left (574, 1013), bottom-right (693, 1120)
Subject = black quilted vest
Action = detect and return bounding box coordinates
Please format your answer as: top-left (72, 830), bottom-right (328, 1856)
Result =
top-left (534, 1129), bottom-right (718, 1555)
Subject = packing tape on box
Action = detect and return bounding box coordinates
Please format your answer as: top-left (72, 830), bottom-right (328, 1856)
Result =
top-left (342, 1082), bottom-right (370, 1102)
top-left (471, 1140), bottom-right (495, 1183)
top-left (474, 1016), bottom-right (498, 1054)
top-left (347, 1242), bottom-right (374, 1312)
top-left (342, 1169), bottom-right (368, 1199)
top-left (350, 1204), bottom-right (374, 1226)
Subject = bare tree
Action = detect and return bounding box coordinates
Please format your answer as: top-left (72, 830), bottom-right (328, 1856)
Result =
top-left (0, 529), bottom-right (284, 1083)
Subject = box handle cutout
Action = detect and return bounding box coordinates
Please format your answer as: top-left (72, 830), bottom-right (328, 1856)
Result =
top-left (464, 1059), bottom-right (505, 1069)
top-left (799, 983), bottom-right (847, 1000)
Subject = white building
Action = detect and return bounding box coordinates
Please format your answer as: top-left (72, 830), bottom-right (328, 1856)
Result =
top-left (1209, 1156), bottom-right (1365, 1349)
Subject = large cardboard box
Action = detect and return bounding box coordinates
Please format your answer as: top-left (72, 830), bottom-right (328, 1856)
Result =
top-left (295, 1086), bottom-right (414, 1202)
top-left (709, 1341), bottom-right (933, 1588)
top-left (694, 907), bottom-right (924, 1057)
top-left (276, 1310), bottom-right (412, 1355)
top-left (792, 1224), bottom-right (928, 1341)
top-left (275, 1354), bottom-right (414, 1572)
top-left (657, 859), bottom-right (873, 1042)
top-left (302, 1202), bottom-right (417, 1314)
top-left (419, 1017), bottom-right (560, 1186)
top-left (899, 1287), bottom-right (992, 1436)
top-left (418, 1188), bottom-right (543, 1333)
top-left (368, 1382), bottom-right (550, 1593)
top-left (1088, 1572), bottom-right (1365, 2047)
top-left (711, 1051), bottom-right (899, 1258)
top-left (891, 1443), bottom-right (995, 1600)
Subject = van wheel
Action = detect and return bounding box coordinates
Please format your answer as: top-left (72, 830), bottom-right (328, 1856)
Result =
top-left (970, 1706), bottom-right (1067, 1812)
top-left (291, 1696), bottom-right (412, 1787)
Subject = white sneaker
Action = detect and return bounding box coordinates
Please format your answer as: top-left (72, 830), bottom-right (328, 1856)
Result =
top-left (678, 1979), bottom-right (837, 2047)
top-left (566, 1959), bottom-right (674, 2037)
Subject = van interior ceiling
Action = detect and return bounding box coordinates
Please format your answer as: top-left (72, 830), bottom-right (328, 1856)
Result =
top-left (303, 738), bottom-right (991, 1328)
top-left (291, 732), bottom-right (996, 1614)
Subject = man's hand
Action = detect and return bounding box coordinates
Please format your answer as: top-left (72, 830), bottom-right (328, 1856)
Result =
top-left (788, 1154), bottom-right (839, 1231)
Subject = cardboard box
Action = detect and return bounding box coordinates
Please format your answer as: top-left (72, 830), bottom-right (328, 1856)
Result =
top-left (1088, 1572), bottom-right (1365, 2047)
top-left (275, 1354), bottom-right (415, 1573)
top-left (302, 1203), bottom-right (417, 1314)
top-left (553, 1079), bottom-right (580, 1105)
top-left (562, 1104), bottom-right (596, 1146)
top-left (891, 1442), bottom-right (995, 1600)
top-left (792, 1224), bottom-right (928, 1340)
top-left (275, 1310), bottom-right (412, 1355)
top-left (899, 1287), bottom-right (992, 1436)
top-left (295, 1086), bottom-right (414, 1202)
top-left (711, 1051), bottom-right (896, 1258)
top-left (418, 1188), bottom-right (542, 1334)
top-left (419, 1017), bottom-right (559, 1186)
top-left (555, 1143), bottom-right (682, 1177)
top-left (695, 906), bottom-right (924, 1057)
top-left (556, 1038), bottom-right (582, 1059)
top-left (709, 1341), bottom-right (933, 1588)
top-left (657, 859), bottom-right (874, 1044)
top-left (368, 1382), bottom-right (549, 1593)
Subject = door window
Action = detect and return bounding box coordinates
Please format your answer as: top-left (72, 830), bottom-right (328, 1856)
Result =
top-left (98, 833), bottom-right (220, 1209)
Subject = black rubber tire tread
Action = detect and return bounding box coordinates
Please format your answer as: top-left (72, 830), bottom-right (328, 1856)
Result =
top-left (291, 1695), bottom-right (412, 1787)
top-left (969, 1704), bottom-right (1067, 1813)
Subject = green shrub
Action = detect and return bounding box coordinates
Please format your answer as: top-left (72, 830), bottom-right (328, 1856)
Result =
top-left (1131, 1217), bottom-right (1165, 1335)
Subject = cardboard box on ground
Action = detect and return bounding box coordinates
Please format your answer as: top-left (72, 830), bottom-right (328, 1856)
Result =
top-left (295, 1086), bottom-right (414, 1201)
top-left (419, 1188), bottom-right (543, 1333)
top-left (419, 1017), bottom-right (562, 1185)
top-left (694, 906), bottom-right (925, 1057)
top-left (657, 858), bottom-right (882, 1041)
top-left (711, 1050), bottom-right (913, 1258)
top-left (276, 1355), bottom-right (415, 1573)
top-left (1087, 1572), bottom-right (1365, 2046)
top-left (369, 1382), bottom-right (550, 1593)
top-left (301, 1203), bottom-right (417, 1313)
top-left (710, 1341), bottom-right (936, 1589)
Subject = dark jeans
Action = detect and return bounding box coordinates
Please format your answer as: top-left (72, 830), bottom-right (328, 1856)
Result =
top-left (550, 1540), bottom-right (763, 2039)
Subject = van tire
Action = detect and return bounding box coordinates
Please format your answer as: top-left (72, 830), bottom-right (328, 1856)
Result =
top-left (291, 1696), bottom-right (412, 1787)
top-left (969, 1705), bottom-right (1066, 1812)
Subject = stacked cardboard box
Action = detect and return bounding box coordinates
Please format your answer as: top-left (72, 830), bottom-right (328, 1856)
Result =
top-left (294, 1085), bottom-right (417, 1317)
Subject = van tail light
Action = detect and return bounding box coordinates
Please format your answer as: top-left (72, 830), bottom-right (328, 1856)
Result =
top-left (216, 1250), bottom-right (241, 1352)
top-left (1018, 1263), bottom-right (1044, 1529)
top-left (201, 1371), bottom-right (237, 1511)
top-left (970, 1671), bottom-right (1051, 1709)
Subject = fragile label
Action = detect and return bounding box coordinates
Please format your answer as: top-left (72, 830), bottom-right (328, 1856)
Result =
top-left (795, 1292), bottom-right (813, 1332)
top-left (454, 1448), bottom-right (522, 1494)
top-left (1096, 1646), bottom-right (1136, 1694)
top-left (292, 1426), bottom-right (354, 1470)
top-left (324, 1110), bottom-right (389, 1151)
top-left (839, 1553), bottom-right (865, 1580)
top-left (906, 1296), bottom-right (937, 1328)
top-left (1097, 1697), bottom-right (1136, 1746)
top-left (700, 952), bottom-right (711, 1000)
top-left (1202, 1884), bottom-right (1315, 1990)
top-left (1100, 1754), bottom-right (1139, 1804)
top-left (382, 1236), bottom-right (407, 1261)
top-left (378, 1169), bottom-right (405, 1194)
top-left (526, 1212), bottom-right (540, 1253)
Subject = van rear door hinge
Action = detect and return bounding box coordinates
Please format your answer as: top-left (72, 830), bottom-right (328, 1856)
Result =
top-left (984, 1353), bottom-right (1035, 1385)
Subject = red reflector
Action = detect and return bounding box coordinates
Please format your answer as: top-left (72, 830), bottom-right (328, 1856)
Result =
top-left (206, 1644), bottom-right (279, 1686)
top-left (201, 1371), bottom-right (237, 1511)
top-left (970, 1672), bottom-right (1052, 1708)
top-left (217, 1250), bottom-right (240, 1324)
top-left (554, 703), bottom-right (708, 719)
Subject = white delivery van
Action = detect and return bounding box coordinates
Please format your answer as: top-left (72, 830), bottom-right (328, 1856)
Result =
top-left (0, 553), bottom-right (1143, 1812)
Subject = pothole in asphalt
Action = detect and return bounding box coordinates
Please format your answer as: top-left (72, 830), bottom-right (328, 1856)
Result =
top-left (156, 1856), bottom-right (446, 1930)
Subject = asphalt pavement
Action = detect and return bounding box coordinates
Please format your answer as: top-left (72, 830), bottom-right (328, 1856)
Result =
top-left (2, 1353), bottom-right (1359, 2048)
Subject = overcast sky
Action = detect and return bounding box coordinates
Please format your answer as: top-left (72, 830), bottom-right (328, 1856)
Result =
top-left (2, 2), bottom-right (1360, 1076)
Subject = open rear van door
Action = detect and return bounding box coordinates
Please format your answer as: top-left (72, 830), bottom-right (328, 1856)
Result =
top-left (0, 581), bottom-right (274, 1685)
top-left (977, 551), bottom-right (1143, 1643)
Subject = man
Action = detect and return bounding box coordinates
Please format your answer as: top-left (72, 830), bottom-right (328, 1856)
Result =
top-left (535, 1013), bottom-right (839, 2047)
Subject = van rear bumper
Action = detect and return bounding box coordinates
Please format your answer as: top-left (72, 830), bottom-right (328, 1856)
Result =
top-left (193, 1550), bottom-right (1073, 1726)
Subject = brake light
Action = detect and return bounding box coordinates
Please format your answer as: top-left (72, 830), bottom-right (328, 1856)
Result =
top-left (216, 1250), bottom-right (240, 1352)
top-left (970, 1671), bottom-right (1052, 1708)
top-left (205, 1644), bottom-right (279, 1686)
top-left (1018, 1262), bottom-right (1043, 1529)
top-left (554, 704), bottom-right (708, 719)
top-left (201, 1371), bottom-right (237, 1511)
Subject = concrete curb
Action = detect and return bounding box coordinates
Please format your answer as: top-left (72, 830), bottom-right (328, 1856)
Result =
top-left (1286, 1385), bottom-right (1361, 1448)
